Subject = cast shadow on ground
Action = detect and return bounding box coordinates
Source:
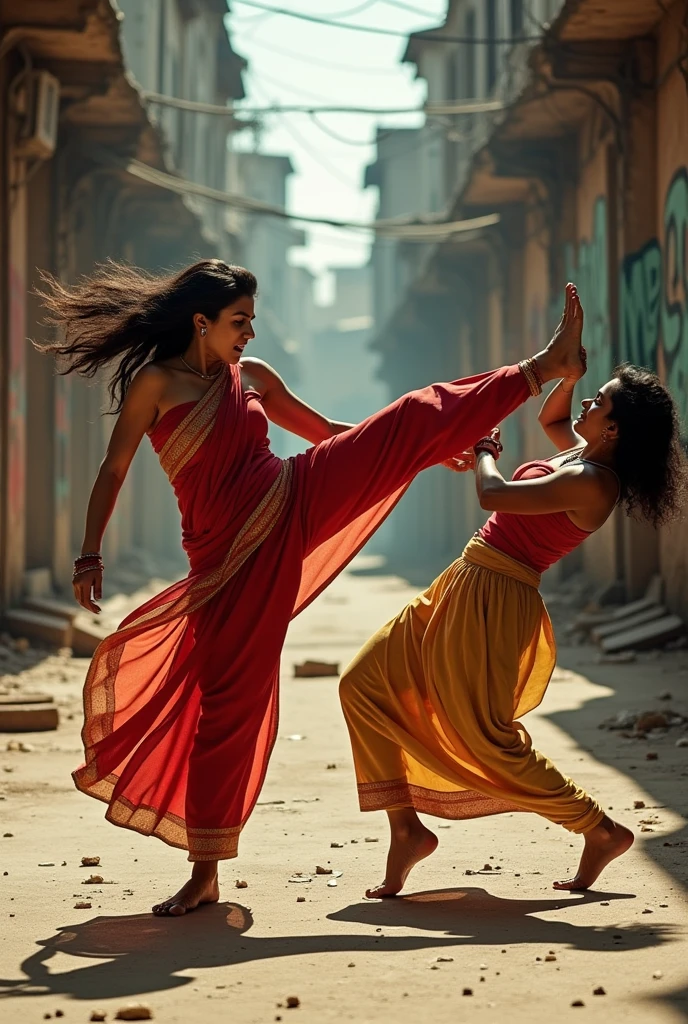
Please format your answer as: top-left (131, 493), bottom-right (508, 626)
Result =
top-left (0, 888), bottom-right (678, 1002)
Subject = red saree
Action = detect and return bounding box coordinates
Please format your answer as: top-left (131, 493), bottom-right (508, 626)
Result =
top-left (73, 361), bottom-right (530, 860)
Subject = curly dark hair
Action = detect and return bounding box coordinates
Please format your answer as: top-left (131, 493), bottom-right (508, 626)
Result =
top-left (35, 258), bottom-right (258, 412)
top-left (608, 363), bottom-right (687, 528)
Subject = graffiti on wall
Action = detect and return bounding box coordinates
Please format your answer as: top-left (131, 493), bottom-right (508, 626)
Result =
top-left (620, 240), bottom-right (661, 368)
top-left (621, 167), bottom-right (688, 419)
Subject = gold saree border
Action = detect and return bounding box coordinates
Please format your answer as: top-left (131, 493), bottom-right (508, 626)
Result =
top-left (74, 454), bottom-right (294, 859)
top-left (159, 365), bottom-right (229, 483)
top-left (73, 772), bottom-right (242, 859)
top-left (357, 778), bottom-right (522, 819)
top-left (78, 458), bottom-right (294, 745)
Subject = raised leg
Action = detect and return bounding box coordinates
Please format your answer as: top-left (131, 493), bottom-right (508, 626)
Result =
top-left (297, 283), bottom-right (586, 557)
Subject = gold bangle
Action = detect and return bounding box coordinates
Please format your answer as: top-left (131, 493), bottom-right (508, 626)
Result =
top-left (518, 358), bottom-right (542, 397)
top-left (518, 360), bottom-right (535, 395)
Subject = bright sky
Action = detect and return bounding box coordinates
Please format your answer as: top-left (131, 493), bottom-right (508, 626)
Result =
top-left (226, 0), bottom-right (448, 297)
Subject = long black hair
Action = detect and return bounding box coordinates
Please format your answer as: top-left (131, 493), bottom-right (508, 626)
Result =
top-left (609, 363), bottom-right (687, 527)
top-left (36, 258), bottom-right (258, 412)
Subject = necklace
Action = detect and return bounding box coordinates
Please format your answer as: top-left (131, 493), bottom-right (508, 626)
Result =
top-left (180, 355), bottom-right (223, 381)
top-left (561, 447), bottom-right (585, 466)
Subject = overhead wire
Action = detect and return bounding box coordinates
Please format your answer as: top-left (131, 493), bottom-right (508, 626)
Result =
top-left (232, 0), bottom-right (541, 43)
top-left (246, 67), bottom-right (327, 104)
top-left (264, 107), bottom-right (362, 189)
top-left (378, 0), bottom-right (445, 15)
top-left (244, 68), bottom-right (397, 149)
top-left (245, 76), bottom-right (363, 189)
top-left (308, 0), bottom-right (381, 16)
top-left (141, 92), bottom-right (504, 117)
top-left (308, 113), bottom-right (376, 147)
top-left (89, 143), bottom-right (499, 238)
top-left (226, 29), bottom-right (404, 74)
top-left (223, 2), bottom-right (515, 253)
top-left (232, 10), bottom-right (277, 40)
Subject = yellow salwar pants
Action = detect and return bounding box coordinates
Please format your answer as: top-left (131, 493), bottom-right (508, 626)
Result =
top-left (340, 536), bottom-right (604, 834)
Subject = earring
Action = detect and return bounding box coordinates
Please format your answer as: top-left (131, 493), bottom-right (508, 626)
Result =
top-left (601, 428), bottom-right (609, 442)
top-left (200, 326), bottom-right (207, 337)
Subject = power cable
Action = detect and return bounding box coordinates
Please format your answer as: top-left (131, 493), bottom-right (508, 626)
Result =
top-left (232, 0), bottom-right (541, 43)
top-left (379, 0), bottom-right (445, 15)
top-left (246, 67), bottom-right (327, 104)
top-left (232, 10), bottom-right (277, 40)
top-left (263, 101), bottom-right (361, 189)
top-left (141, 92), bottom-right (504, 117)
top-left (308, 113), bottom-right (376, 146)
top-left (313, 0), bottom-right (381, 16)
top-left (227, 31), bottom-right (402, 74)
top-left (89, 143), bottom-right (500, 238)
top-left (245, 75), bottom-right (362, 189)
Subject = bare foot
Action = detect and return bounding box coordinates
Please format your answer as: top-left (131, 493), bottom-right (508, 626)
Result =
top-left (366, 823), bottom-right (438, 898)
top-left (152, 865), bottom-right (220, 916)
top-left (535, 283), bottom-right (586, 384)
top-left (553, 817), bottom-right (634, 891)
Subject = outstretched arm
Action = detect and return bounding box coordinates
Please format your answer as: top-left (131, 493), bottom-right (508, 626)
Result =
top-left (74, 367), bottom-right (163, 612)
top-left (240, 357), bottom-right (354, 444)
top-left (474, 452), bottom-right (604, 515)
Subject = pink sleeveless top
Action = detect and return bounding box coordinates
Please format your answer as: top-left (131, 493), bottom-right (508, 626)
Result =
top-left (479, 460), bottom-right (593, 574)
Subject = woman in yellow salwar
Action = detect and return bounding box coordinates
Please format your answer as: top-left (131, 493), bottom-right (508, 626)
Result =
top-left (340, 287), bottom-right (686, 895)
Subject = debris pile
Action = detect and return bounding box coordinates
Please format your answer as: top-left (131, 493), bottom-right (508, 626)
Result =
top-left (566, 576), bottom-right (686, 654)
top-left (599, 708), bottom-right (687, 740)
top-left (293, 660), bottom-right (339, 678)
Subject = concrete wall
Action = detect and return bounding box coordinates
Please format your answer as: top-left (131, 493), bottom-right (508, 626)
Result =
top-left (119, 0), bottom-right (238, 261)
top-left (0, 2), bottom-right (246, 608)
top-left (653, 4), bottom-right (688, 614)
top-left (500, 2), bottom-right (688, 608)
top-left (374, 0), bottom-right (688, 608)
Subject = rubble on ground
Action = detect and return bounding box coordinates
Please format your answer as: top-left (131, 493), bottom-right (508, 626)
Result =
top-left (599, 708), bottom-right (687, 737)
top-left (562, 575), bottom-right (686, 654)
top-left (293, 660), bottom-right (339, 678)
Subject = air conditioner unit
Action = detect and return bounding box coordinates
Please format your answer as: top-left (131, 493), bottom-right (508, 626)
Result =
top-left (15, 71), bottom-right (60, 160)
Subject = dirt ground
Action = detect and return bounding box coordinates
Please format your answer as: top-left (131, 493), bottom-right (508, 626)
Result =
top-left (0, 558), bottom-right (687, 1024)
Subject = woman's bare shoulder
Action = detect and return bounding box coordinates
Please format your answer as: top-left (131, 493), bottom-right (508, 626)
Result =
top-left (127, 362), bottom-right (172, 404)
top-left (240, 357), bottom-right (285, 396)
top-left (240, 357), bottom-right (280, 381)
top-left (582, 460), bottom-right (620, 496)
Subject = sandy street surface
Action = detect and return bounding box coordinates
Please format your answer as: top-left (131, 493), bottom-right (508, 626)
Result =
top-left (0, 557), bottom-right (687, 1024)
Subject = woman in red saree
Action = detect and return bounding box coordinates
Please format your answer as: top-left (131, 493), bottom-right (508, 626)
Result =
top-left (39, 260), bottom-right (585, 916)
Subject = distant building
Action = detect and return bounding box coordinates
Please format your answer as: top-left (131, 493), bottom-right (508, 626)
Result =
top-left (230, 152), bottom-right (304, 375)
top-left (0, 0), bottom-right (246, 610)
top-left (298, 266), bottom-right (385, 426)
top-left (368, 0), bottom-right (688, 619)
top-left (227, 151), bottom-right (308, 455)
top-left (118, 0), bottom-right (247, 264)
top-left (365, 128), bottom-right (441, 341)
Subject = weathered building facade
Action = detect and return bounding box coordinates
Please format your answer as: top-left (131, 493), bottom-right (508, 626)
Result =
top-left (0, 0), bottom-right (246, 613)
top-left (369, 0), bottom-right (688, 614)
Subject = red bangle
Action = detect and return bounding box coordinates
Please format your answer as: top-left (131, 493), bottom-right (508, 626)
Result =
top-left (474, 435), bottom-right (503, 456)
top-left (73, 553), bottom-right (104, 582)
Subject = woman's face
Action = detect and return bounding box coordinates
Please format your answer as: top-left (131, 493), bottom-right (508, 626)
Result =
top-left (198, 296), bottom-right (256, 365)
top-left (574, 379), bottom-right (620, 444)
